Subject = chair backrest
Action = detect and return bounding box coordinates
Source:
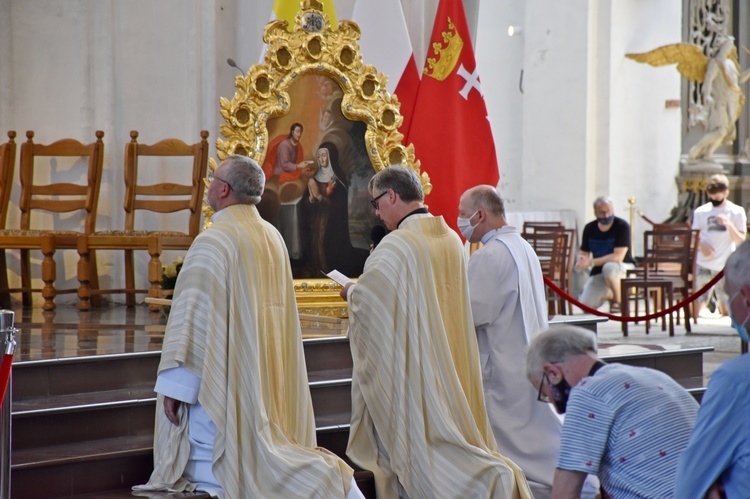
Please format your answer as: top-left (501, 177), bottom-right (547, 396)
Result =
top-left (522, 221), bottom-right (563, 234)
top-left (642, 229), bottom-right (693, 282)
top-left (124, 130), bottom-right (210, 236)
top-left (19, 130), bottom-right (104, 232)
top-left (522, 231), bottom-right (568, 281)
top-left (0, 131), bottom-right (17, 229)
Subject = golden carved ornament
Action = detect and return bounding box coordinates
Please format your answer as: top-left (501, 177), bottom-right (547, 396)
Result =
top-left (682, 178), bottom-right (708, 193)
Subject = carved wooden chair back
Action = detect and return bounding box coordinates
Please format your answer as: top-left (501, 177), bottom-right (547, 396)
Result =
top-left (0, 132), bottom-right (17, 309)
top-left (0, 131), bottom-right (17, 230)
top-left (0, 130), bottom-right (105, 310)
top-left (124, 130), bottom-right (210, 236)
top-left (76, 130), bottom-right (209, 310)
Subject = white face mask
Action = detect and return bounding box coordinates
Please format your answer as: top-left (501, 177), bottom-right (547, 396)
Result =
top-left (457, 210), bottom-right (479, 240)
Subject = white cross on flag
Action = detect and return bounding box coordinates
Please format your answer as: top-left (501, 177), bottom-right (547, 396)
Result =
top-left (406, 0), bottom-right (499, 235)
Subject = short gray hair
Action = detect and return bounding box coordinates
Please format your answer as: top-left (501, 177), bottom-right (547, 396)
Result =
top-left (368, 164), bottom-right (424, 203)
top-left (593, 195), bottom-right (613, 210)
top-left (525, 325), bottom-right (598, 381)
top-left (463, 186), bottom-right (505, 217)
top-left (222, 155), bottom-right (264, 204)
top-left (725, 240), bottom-right (750, 292)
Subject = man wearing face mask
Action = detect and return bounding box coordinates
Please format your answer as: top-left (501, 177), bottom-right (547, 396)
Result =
top-left (457, 186), bottom-right (599, 498)
top-left (691, 174), bottom-right (746, 317)
top-left (526, 325), bottom-right (699, 498)
top-left (675, 240), bottom-right (750, 498)
top-left (576, 196), bottom-right (637, 312)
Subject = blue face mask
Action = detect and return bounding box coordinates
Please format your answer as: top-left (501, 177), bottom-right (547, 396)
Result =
top-left (729, 290), bottom-right (750, 344)
top-left (597, 215), bottom-right (615, 226)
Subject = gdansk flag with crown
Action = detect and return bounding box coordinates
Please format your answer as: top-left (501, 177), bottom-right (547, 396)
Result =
top-left (406, 0), bottom-right (499, 234)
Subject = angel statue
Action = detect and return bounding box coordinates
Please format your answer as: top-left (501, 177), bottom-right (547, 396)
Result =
top-left (627, 36), bottom-right (750, 163)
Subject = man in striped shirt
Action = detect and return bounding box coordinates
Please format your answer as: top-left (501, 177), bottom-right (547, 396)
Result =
top-left (526, 325), bottom-right (698, 498)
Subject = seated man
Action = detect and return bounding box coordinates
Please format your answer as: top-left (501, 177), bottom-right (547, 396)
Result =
top-left (576, 196), bottom-right (637, 312)
top-left (526, 325), bottom-right (699, 498)
top-left (675, 240), bottom-right (750, 497)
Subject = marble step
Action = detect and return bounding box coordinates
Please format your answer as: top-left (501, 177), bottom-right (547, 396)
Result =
top-left (63, 468), bottom-right (376, 499)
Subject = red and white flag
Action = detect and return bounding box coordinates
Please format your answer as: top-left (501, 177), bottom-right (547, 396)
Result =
top-left (352, 0), bottom-right (420, 135)
top-left (406, 0), bottom-right (499, 234)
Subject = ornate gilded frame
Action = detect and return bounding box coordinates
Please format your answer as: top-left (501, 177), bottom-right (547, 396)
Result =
top-left (206, 0), bottom-right (430, 318)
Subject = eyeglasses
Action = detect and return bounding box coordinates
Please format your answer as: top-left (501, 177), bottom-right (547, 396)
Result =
top-left (370, 190), bottom-right (388, 210)
top-left (208, 171), bottom-right (233, 190)
top-left (537, 373), bottom-right (551, 403)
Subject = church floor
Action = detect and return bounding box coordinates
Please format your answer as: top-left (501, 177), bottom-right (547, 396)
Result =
top-left (590, 308), bottom-right (739, 384)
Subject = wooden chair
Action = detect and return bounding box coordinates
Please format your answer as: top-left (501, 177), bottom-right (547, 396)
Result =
top-left (0, 131), bottom-right (104, 310)
top-left (0, 132), bottom-right (18, 308)
top-left (523, 222), bottom-right (576, 315)
top-left (620, 229), bottom-right (693, 336)
top-left (522, 230), bottom-right (570, 315)
top-left (77, 130), bottom-right (209, 310)
top-left (652, 223), bottom-right (698, 331)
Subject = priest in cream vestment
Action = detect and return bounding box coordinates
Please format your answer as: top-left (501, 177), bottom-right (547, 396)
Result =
top-left (458, 186), bottom-right (599, 499)
top-left (134, 155), bottom-right (361, 498)
top-left (340, 165), bottom-right (531, 499)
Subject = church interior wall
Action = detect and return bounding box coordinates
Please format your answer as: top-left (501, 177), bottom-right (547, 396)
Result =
top-left (475, 0), bottom-right (524, 210)
top-left (607, 0), bottom-right (682, 254)
top-left (0, 0), bottom-right (697, 304)
top-left (518, 0), bottom-right (592, 220)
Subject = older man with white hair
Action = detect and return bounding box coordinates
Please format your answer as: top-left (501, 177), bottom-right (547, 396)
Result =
top-left (526, 325), bottom-right (698, 498)
top-left (675, 239), bottom-right (750, 498)
top-left (135, 155), bottom-right (361, 499)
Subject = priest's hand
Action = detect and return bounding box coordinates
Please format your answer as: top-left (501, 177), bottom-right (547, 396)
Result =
top-left (163, 396), bottom-right (182, 426)
top-left (340, 282), bottom-right (353, 300)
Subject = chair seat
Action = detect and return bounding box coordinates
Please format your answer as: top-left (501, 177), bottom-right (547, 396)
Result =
top-left (92, 229), bottom-right (187, 237)
top-left (0, 229), bottom-right (78, 237)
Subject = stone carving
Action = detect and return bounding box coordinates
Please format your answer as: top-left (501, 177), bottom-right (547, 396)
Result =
top-left (627, 36), bottom-right (750, 166)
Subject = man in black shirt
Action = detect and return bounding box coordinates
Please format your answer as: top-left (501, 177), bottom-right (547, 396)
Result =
top-left (575, 196), bottom-right (636, 312)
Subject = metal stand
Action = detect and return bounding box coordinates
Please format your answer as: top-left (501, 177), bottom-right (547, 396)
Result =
top-left (0, 375), bottom-right (10, 498)
top-left (0, 310), bottom-right (17, 499)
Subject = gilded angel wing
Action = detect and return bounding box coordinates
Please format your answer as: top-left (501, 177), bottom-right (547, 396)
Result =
top-left (626, 43), bottom-right (708, 83)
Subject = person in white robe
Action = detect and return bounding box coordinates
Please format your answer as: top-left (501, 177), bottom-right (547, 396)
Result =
top-left (340, 165), bottom-right (532, 499)
top-left (133, 155), bottom-right (362, 499)
top-left (458, 185), bottom-right (599, 499)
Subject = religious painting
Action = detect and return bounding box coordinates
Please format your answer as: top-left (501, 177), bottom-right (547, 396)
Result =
top-left (258, 74), bottom-right (377, 279)
top-left (209, 0), bottom-right (429, 317)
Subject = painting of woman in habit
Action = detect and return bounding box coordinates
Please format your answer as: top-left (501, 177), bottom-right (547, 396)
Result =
top-left (257, 75), bottom-right (374, 279)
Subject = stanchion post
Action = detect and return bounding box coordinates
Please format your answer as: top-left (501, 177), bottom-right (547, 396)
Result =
top-left (0, 310), bottom-right (17, 499)
top-left (0, 374), bottom-right (10, 497)
top-left (628, 196), bottom-right (636, 257)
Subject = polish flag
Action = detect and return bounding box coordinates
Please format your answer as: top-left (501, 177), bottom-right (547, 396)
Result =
top-left (352, 0), bottom-right (420, 136)
top-left (406, 0), bottom-right (499, 234)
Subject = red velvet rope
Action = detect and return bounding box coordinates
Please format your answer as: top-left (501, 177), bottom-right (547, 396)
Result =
top-left (638, 211), bottom-right (658, 226)
top-left (543, 270), bottom-right (725, 322)
top-left (0, 353), bottom-right (12, 405)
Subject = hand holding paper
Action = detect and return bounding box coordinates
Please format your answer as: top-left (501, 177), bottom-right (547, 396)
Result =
top-left (324, 270), bottom-right (353, 287)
